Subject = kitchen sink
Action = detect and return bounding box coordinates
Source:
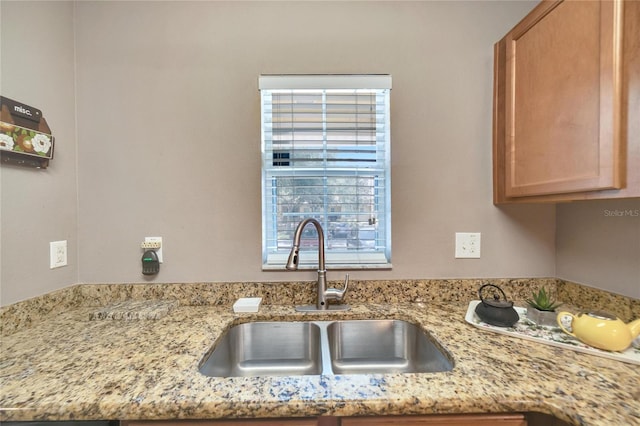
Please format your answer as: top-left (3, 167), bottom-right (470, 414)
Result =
top-left (199, 319), bottom-right (453, 377)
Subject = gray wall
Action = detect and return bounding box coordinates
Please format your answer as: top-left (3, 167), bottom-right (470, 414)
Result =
top-left (0, 1), bottom-right (78, 305)
top-left (74, 1), bottom-right (553, 285)
top-left (1, 1), bottom-right (637, 305)
top-left (556, 199), bottom-right (640, 298)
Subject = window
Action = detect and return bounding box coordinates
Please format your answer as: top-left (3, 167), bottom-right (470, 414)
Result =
top-left (260, 75), bottom-right (392, 269)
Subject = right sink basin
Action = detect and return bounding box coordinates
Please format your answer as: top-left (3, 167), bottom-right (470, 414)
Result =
top-left (327, 319), bottom-right (453, 374)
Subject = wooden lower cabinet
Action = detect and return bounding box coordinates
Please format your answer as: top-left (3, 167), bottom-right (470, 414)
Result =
top-left (124, 420), bottom-right (319, 426)
top-left (124, 414), bottom-right (526, 426)
top-left (340, 414), bottom-right (526, 426)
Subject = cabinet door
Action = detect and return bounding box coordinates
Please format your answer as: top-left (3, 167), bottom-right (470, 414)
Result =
top-left (341, 414), bottom-right (526, 426)
top-left (502, 0), bottom-right (624, 198)
top-left (124, 420), bottom-right (319, 426)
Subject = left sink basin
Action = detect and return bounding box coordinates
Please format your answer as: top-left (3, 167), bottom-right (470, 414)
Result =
top-left (198, 321), bottom-right (322, 377)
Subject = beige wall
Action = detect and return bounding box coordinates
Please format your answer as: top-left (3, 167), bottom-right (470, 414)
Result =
top-left (557, 199), bottom-right (640, 299)
top-left (2, 1), bottom-right (636, 306)
top-left (0, 1), bottom-right (78, 305)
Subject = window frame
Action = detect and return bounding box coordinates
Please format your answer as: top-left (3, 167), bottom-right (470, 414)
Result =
top-left (259, 74), bottom-right (392, 270)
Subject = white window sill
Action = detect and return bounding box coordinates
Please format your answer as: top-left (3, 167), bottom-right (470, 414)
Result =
top-left (262, 263), bottom-right (393, 271)
top-left (263, 251), bottom-right (392, 270)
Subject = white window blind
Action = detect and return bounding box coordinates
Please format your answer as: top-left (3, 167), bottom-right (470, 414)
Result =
top-left (260, 75), bottom-right (392, 269)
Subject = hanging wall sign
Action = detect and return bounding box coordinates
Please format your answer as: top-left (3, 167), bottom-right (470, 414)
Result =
top-left (0, 96), bottom-right (55, 169)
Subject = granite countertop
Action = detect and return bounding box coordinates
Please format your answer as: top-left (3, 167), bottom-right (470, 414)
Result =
top-left (1, 296), bottom-right (639, 426)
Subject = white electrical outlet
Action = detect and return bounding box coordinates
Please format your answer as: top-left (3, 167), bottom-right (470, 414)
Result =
top-left (455, 232), bottom-right (481, 258)
top-left (143, 237), bottom-right (163, 263)
top-left (50, 240), bottom-right (68, 268)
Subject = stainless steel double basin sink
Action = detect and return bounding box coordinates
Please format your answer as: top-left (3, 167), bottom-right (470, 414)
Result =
top-left (198, 320), bottom-right (453, 377)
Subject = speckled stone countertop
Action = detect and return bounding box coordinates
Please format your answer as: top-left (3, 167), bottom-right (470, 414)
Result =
top-left (1, 279), bottom-right (639, 425)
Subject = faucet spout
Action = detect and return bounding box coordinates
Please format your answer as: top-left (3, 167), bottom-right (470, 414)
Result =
top-left (286, 218), bottom-right (349, 311)
top-left (285, 245), bottom-right (300, 270)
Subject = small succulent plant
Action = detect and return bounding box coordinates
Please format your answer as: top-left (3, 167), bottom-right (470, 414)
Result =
top-left (526, 287), bottom-right (562, 311)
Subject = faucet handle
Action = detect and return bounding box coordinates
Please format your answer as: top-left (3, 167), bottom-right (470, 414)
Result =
top-left (325, 274), bottom-right (349, 302)
top-left (342, 273), bottom-right (350, 294)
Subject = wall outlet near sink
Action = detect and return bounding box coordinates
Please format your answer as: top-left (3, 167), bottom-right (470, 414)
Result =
top-left (455, 232), bottom-right (481, 259)
top-left (50, 240), bottom-right (68, 268)
top-left (141, 236), bottom-right (163, 263)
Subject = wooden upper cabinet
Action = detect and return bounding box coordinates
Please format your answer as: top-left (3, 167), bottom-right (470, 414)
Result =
top-left (493, 0), bottom-right (640, 203)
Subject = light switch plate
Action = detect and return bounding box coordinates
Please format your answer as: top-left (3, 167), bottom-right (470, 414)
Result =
top-left (50, 240), bottom-right (68, 268)
top-left (455, 232), bottom-right (481, 258)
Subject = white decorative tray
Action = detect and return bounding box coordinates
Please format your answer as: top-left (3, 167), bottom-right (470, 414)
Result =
top-left (465, 300), bottom-right (640, 365)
